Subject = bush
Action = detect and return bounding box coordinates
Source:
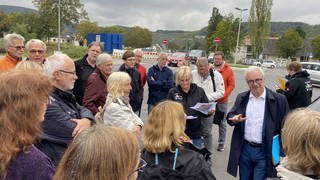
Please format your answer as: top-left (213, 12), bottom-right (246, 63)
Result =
top-left (46, 43), bottom-right (87, 59)
top-left (0, 39), bottom-right (6, 54)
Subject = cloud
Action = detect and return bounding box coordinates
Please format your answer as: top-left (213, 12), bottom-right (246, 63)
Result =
top-left (0, 0), bottom-right (319, 31)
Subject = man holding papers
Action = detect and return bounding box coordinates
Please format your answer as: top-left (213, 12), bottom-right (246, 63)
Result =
top-left (226, 67), bottom-right (289, 180)
top-left (192, 57), bottom-right (225, 152)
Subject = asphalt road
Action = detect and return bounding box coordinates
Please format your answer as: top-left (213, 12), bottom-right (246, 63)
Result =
top-left (113, 58), bottom-right (320, 180)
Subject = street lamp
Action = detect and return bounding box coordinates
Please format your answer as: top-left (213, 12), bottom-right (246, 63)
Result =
top-left (58, 0), bottom-right (61, 51)
top-left (234, 7), bottom-right (248, 64)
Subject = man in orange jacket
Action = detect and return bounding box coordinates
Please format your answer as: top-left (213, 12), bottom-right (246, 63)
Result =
top-left (214, 51), bottom-right (235, 151)
top-left (0, 33), bottom-right (25, 72)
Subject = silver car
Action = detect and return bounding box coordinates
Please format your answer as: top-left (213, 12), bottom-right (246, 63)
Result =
top-left (301, 62), bottom-right (320, 86)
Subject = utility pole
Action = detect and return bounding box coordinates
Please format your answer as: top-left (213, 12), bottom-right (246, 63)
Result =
top-left (58, 0), bottom-right (61, 51)
top-left (235, 7), bottom-right (248, 64)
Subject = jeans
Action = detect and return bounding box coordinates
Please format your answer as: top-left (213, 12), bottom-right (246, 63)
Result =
top-left (192, 138), bottom-right (204, 149)
top-left (201, 116), bottom-right (213, 152)
top-left (239, 142), bottom-right (267, 180)
top-left (147, 104), bottom-right (155, 114)
top-left (217, 102), bottom-right (228, 146)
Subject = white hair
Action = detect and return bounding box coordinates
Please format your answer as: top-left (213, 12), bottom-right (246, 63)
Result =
top-left (244, 66), bottom-right (265, 80)
top-left (133, 48), bottom-right (143, 54)
top-left (25, 39), bottom-right (47, 51)
top-left (43, 54), bottom-right (71, 78)
top-left (3, 33), bottom-right (25, 50)
top-left (96, 53), bottom-right (112, 66)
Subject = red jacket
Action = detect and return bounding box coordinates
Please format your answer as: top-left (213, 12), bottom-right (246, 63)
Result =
top-left (83, 69), bottom-right (109, 115)
top-left (136, 64), bottom-right (147, 92)
top-left (216, 63), bottom-right (235, 103)
top-left (0, 53), bottom-right (21, 72)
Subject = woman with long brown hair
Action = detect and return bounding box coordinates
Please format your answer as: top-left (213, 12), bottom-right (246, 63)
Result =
top-left (54, 125), bottom-right (140, 180)
top-left (0, 70), bottom-right (54, 179)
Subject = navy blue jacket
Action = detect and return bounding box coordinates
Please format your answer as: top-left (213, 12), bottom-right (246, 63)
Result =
top-left (147, 65), bottom-right (174, 105)
top-left (36, 88), bottom-right (95, 165)
top-left (119, 64), bottom-right (142, 112)
top-left (226, 88), bottom-right (289, 178)
top-left (167, 84), bottom-right (209, 139)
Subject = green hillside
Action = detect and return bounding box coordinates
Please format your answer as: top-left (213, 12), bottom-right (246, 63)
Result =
top-left (0, 5), bottom-right (36, 14)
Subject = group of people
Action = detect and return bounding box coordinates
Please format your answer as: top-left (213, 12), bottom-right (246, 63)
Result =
top-left (0, 32), bottom-right (319, 180)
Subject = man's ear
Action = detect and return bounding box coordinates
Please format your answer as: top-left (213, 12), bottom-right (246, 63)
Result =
top-left (53, 71), bottom-right (61, 80)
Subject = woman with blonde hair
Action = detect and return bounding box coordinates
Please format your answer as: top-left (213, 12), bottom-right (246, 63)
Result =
top-left (168, 66), bottom-right (212, 148)
top-left (139, 100), bottom-right (215, 179)
top-left (15, 60), bottom-right (43, 73)
top-left (276, 109), bottom-right (320, 179)
top-left (103, 71), bottom-right (143, 135)
top-left (0, 71), bottom-right (54, 180)
top-left (54, 125), bottom-right (140, 180)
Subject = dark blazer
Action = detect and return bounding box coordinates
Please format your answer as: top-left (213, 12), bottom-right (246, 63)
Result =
top-left (226, 88), bottom-right (289, 178)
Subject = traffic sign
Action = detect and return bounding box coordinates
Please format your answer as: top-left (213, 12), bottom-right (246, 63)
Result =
top-left (163, 39), bottom-right (168, 45)
top-left (213, 37), bottom-right (220, 44)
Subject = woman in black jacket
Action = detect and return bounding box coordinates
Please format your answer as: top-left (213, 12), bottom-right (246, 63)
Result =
top-left (168, 66), bottom-right (213, 148)
top-left (139, 100), bottom-right (215, 180)
top-left (277, 61), bottom-right (312, 110)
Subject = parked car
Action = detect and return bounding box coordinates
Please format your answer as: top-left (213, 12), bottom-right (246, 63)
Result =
top-left (167, 52), bottom-right (187, 67)
top-left (261, 60), bottom-right (276, 68)
top-left (301, 62), bottom-right (320, 86)
top-left (208, 53), bottom-right (215, 64)
top-left (188, 50), bottom-right (206, 64)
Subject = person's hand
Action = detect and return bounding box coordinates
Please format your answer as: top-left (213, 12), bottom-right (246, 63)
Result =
top-left (228, 114), bottom-right (247, 122)
top-left (71, 118), bottom-right (91, 137)
top-left (132, 125), bottom-right (142, 136)
top-left (208, 109), bottom-right (215, 115)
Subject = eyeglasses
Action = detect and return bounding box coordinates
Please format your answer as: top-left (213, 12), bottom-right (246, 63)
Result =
top-left (127, 58), bottom-right (135, 62)
top-left (58, 70), bottom-right (77, 76)
top-left (11, 46), bottom-right (25, 50)
top-left (247, 78), bottom-right (263, 85)
top-left (29, 49), bottom-right (45, 54)
top-left (130, 158), bottom-right (147, 175)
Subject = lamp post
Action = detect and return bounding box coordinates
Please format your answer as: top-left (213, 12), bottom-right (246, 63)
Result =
top-left (234, 7), bottom-right (248, 64)
top-left (58, 0), bottom-right (61, 51)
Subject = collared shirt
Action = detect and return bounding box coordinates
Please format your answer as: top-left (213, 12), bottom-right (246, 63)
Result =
top-left (244, 88), bottom-right (266, 143)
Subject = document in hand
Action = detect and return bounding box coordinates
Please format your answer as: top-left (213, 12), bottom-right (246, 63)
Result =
top-left (190, 102), bottom-right (216, 115)
top-left (272, 134), bottom-right (280, 165)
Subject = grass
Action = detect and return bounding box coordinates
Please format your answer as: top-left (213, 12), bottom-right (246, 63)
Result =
top-left (229, 63), bottom-right (250, 68)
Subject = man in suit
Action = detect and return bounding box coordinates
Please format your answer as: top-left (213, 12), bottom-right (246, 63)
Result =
top-left (226, 66), bottom-right (289, 180)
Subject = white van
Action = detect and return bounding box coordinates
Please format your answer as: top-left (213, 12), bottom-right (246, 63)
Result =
top-left (301, 62), bottom-right (320, 86)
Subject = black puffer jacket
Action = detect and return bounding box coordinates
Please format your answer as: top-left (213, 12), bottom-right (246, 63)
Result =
top-left (277, 70), bottom-right (312, 110)
top-left (139, 144), bottom-right (216, 180)
top-left (167, 84), bottom-right (209, 139)
top-left (119, 64), bottom-right (142, 112)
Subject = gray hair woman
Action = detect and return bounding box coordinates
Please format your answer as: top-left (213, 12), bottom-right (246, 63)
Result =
top-left (103, 71), bottom-right (143, 136)
top-left (83, 53), bottom-right (113, 115)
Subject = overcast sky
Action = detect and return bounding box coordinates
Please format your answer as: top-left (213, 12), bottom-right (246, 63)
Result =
top-left (1, 0), bottom-right (319, 31)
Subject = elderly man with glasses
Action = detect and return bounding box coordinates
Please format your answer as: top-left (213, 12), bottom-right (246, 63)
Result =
top-left (36, 53), bottom-right (95, 165)
top-left (226, 66), bottom-right (289, 180)
top-left (0, 33), bottom-right (25, 72)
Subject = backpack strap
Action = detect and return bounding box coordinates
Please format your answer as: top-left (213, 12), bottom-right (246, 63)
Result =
top-left (209, 69), bottom-right (216, 92)
top-left (154, 148), bottom-right (179, 170)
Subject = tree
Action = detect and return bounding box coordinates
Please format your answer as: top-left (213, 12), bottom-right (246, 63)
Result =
top-left (102, 25), bottom-right (125, 34)
top-left (276, 29), bottom-right (302, 58)
top-left (75, 20), bottom-right (100, 40)
top-left (7, 12), bottom-right (41, 39)
top-left (32, 0), bottom-right (88, 41)
top-left (311, 35), bottom-right (320, 59)
top-left (295, 26), bottom-right (306, 39)
top-left (0, 12), bottom-right (10, 35)
top-left (123, 26), bottom-right (152, 48)
top-left (210, 14), bottom-right (238, 55)
top-left (248, 0), bottom-right (273, 58)
top-left (206, 7), bottom-right (223, 52)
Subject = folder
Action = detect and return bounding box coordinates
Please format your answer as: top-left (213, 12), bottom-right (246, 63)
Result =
top-left (277, 77), bottom-right (285, 90)
top-left (272, 134), bottom-right (280, 165)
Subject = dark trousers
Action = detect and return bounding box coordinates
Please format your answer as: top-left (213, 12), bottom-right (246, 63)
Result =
top-left (239, 141), bottom-right (267, 180)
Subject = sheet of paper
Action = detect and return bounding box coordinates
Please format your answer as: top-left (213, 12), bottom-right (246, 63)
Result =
top-left (190, 102), bottom-right (216, 115)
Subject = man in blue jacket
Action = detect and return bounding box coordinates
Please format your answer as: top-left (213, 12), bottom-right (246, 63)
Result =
top-left (147, 53), bottom-right (174, 113)
top-left (36, 53), bottom-right (95, 165)
top-left (227, 66), bottom-right (289, 180)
